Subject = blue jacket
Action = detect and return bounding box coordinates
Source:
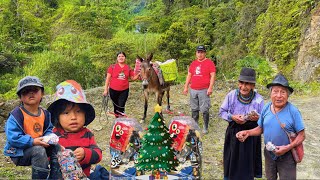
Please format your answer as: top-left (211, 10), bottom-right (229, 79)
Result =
top-left (3, 106), bottom-right (53, 157)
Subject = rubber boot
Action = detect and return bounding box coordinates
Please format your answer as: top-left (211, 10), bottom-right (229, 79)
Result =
top-left (203, 112), bottom-right (209, 134)
top-left (32, 166), bottom-right (50, 179)
top-left (192, 110), bottom-right (199, 123)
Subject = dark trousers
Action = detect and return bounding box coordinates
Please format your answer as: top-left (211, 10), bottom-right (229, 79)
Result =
top-left (11, 145), bottom-right (62, 179)
top-left (264, 149), bottom-right (296, 180)
top-left (109, 88), bottom-right (129, 116)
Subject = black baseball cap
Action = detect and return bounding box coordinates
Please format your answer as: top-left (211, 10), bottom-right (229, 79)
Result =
top-left (196, 45), bottom-right (206, 52)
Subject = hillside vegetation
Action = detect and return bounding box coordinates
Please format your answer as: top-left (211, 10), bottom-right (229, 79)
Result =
top-left (0, 0), bottom-right (319, 99)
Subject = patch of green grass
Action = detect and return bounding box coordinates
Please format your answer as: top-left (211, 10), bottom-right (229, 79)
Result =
top-left (0, 166), bottom-right (30, 179)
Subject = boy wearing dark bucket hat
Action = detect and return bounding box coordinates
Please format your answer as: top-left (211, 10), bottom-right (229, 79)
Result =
top-left (236, 74), bottom-right (305, 179)
top-left (48, 80), bottom-right (102, 177)
top-left (4, 76), bottom-right (60, 179)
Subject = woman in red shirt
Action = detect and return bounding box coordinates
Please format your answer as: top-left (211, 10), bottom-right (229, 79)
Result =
top-left (103, 52), bottom-right (140, 117)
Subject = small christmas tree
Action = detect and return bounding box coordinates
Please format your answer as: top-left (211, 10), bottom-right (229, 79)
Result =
top-left (136, 105), bottom-right (178, 173)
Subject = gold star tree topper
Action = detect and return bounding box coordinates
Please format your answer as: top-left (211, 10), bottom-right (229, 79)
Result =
top-left (154, 104), bottom-right (162, 113)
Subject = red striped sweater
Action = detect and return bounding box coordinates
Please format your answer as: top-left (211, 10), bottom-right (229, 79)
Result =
top-left (53, 127), bottom-right (102, 177)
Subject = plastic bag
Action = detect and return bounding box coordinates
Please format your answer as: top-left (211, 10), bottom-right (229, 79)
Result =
top-left (57, 149), bottom-right (87, 180)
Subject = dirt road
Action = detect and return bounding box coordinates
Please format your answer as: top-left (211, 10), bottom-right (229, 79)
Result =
top-left (0, 83), bottom-right (318, 179)
top-left (291, 96), bottom-right (320, 179)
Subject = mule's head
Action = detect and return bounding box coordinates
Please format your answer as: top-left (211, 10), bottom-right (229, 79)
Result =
top-left (137, 53), bottom-right (153, 86)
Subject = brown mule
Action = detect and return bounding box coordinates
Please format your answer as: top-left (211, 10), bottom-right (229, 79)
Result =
top-left (137, 53), bottom-right (172, 122)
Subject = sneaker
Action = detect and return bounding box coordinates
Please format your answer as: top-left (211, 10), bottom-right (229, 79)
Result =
top-left (202, 129), bottom-right (208, 134)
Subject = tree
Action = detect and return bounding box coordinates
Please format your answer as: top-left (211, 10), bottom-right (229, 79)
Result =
top-left (136, 110), bottom-right (178, 172)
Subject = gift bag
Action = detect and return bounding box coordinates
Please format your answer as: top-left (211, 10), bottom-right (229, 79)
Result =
top-left (110, 121), bottom-right (134, 153)
top-left (169, 120), bottom-right (190, 152)
top-left (57, 149), bottom-right (87, 180)
top-left (42, 133), bottom-right (59, 145)
top-left (168, 116), bottom-right (202, 179)
top-left (109, 118), bottom-right (143, 179)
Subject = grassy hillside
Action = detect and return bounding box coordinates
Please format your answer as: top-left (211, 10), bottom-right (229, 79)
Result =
top-left (0, 0), bottom-right (319, 100)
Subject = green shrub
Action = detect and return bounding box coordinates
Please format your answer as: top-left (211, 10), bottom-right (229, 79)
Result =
top-left (248, 0), bottom-right (313, 77)
top-left (235, 56), bottom-right (275, 86)
top-left (290, 81), bottom-right (320, 96)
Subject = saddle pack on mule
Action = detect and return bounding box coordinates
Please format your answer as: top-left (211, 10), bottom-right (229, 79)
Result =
top-left (134, 58), bottom-right (178, 85)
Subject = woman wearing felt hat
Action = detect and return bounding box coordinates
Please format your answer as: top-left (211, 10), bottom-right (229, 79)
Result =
top-left (48, 80), bottom-right (102, 178)
top-left (219, 67), bottom-right (264, 180)
top-left (236, 74), bottom-right (306, 180)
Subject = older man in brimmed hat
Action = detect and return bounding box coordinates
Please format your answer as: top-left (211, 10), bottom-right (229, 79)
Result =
top-left (236, 73), bottom-right (305, 180)
top-left (219, 67), bottom-right (264, 180)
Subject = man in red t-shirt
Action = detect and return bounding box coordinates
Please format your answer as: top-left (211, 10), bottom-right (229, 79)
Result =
top-left (183, 45), bottom-right (216, 134)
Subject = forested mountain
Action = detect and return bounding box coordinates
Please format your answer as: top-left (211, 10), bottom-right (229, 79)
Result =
top-left (0, 0), bottom-right (319, 99)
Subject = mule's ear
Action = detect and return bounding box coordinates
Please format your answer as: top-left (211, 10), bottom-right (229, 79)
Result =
top-left (136, 55), bottom-right (143, 62)
top-left (147, 53), bottom-right (153, 62)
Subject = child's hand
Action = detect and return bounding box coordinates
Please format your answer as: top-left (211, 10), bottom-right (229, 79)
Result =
top-left (74, 147), bottom-right (85, 162)
top-left (33, 137), bottom-right (49, 147)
